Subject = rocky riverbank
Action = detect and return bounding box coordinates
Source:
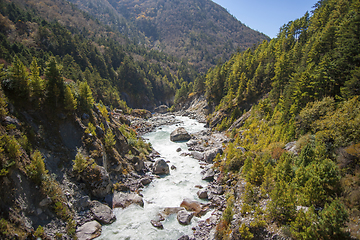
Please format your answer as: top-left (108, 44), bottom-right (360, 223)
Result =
top-left (129, 108), bottom-right (230, 239)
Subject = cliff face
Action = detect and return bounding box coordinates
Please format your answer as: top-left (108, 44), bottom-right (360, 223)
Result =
top-left (0, 102), bottom-right (155, 239)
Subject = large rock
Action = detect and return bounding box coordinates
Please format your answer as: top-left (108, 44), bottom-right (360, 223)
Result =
top-left (154, 105), bottom-right (168, 114)
top-left (180, 199), bottom-right (209, 217)
top-left (160, 207), bottom-right (185, 218)
top-left (112, 191), bottom-right (144, 209)
top-left (82, 165), bottom-right (112, 198)
top-left (152, 159), bottom-right (170, 175)
top-left (191, 151), bottom-right (204, 160)
top-left (203, 148), bottom-right (223, 163)
top-left (170, 127), bottom-right (191, 142)
top-left (197, 189), bottom-right (208, 199)
top-left (177, 210), bottom-right (194, 225)
top-left (150, 220), bottom-right (164, 229)
top-left (76, 221), bottom-right (102, 240)
top-left (91, 201), bottom-right (116, 225)
top-left (202, 168), bottom-right (215, 181)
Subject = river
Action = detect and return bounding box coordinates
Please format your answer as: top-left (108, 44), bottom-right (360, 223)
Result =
top-left (99, 116), bottom-right (212, 240)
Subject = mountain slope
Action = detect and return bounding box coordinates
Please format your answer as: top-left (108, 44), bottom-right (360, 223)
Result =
top-left (67, 0), bottom-right (270, 72)
top-left (0, 0), bottom-right (202, 109)
top-left (196, 0), bottom-right (360, 238)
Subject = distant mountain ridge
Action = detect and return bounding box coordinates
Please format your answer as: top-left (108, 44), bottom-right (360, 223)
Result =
top-left (67, 0), bottom-right (270, 72)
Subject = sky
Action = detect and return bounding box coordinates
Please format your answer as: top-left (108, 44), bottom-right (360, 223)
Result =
top-left (211, 0), bottom-right (319, 38)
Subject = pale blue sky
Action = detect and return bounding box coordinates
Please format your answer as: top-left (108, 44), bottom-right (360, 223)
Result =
top-left (212, 0), bottom-right (319, 38)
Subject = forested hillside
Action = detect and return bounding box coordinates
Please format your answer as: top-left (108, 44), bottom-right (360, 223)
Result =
top-left (188, 0), bottom-right (360, 238)
top-left (0, 0), bottom-right (202, 109)
top-left (67, 0), bottom-right (269, 72)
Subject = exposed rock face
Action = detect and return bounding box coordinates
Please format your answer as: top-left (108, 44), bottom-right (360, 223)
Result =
top-left (76, 221), bottom-right (102, 240)
top-left (170, 127), bottom-right (191, 142)
top-left (91, 201), bottom-right (116, 225)
top-left (152, 159), bottom-right (170, 175)
top-left (112, 191), bottom-right (144, 209)
top-left (228, 109), bottom-right (251, 131)
top-left (177, 210), bottom-right (194, 225)
top-left (81, 165), bottom-right (112, 198)
top-left (131, 109), bottom-right (152, 118)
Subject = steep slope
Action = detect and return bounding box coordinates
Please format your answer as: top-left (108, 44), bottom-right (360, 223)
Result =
top-left (0, 0), bottom-right (200, 109)
top-left (67, 0), bottom-right (270, 72)
top-left (188, 0), bottom-right (360, 239)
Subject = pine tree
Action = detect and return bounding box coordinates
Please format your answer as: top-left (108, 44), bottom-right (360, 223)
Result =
top-left (63, 85), bottom-right (77, 112)
top-left (30, 58), bottom-right (45, 106)
top-left (45, 57), bottom-right (64, 107)
top-left (78, 81), bottom-right (94, 112)
top-left (9, 57), bottom-right (30, 99)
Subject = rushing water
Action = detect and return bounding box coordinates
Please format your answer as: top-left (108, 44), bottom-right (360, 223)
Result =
top-left (100, 116), bottom-right (212, 240)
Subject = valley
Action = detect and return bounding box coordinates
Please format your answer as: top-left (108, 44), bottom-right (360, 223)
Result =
top-left (0, 0), bottom-right (359, 239)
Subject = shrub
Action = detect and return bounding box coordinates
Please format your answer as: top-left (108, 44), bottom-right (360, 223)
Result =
top-left (238, 223), bottom-right (254, 240)
top-left (73, 149), bottom-right (92, 173)
top-left (27, 150), bottom-right (48, 184)
top-left (104, 129), bottom-right (116, 150)
top-left (34, 225), bottom-right (45, 238)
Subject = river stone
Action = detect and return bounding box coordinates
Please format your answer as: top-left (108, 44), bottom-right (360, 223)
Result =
top-left (178, 236), bottom-right (190, 240)
top-left (153, 159), bottom-right (170, 175)
top-left (180, 199), bottom-right (204, 216)
top-left (197, 189), bottom-right (208, 199)
top-left (140, 177), bottom-right (152, 186)
top-left (76, 221), bottom-right (102, 240)
top-left (150, 220), bottom-right (164, 229)
top-left (91, 200), bottom-right (116, 225)
top-left (160, 207), bottom-right (185, 218)
top-left (191, 151), bottom-right (204, 160)
top-left (203, 148), bottom-right (223, 163)
top-left (112, 191), bottom-right (144, 209)
top-left (170, 127), bottom-right (191, 142)
top-left (154, 105), bottom-right (168, 114)
top-left (176, 147), bottom-right (182, 152)
top-left (202, 168), bottom-right (215, 181)
top-left (177, 210), bottom-right (194, 225)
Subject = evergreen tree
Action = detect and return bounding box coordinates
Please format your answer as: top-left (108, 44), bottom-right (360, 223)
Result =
top-left (78, 81), bottom-right (94, 112)
top-left (45, 57), bottom-right (64, 107)
top-left (63, 85), bottom-right (77, 112)
top-left (30, 58), bottom-right (45, 106)
top-left (8, 57), bottom-right (30, 99)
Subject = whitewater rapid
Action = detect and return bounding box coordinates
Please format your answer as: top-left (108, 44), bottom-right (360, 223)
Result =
top-left (99, 116), bottom-right (212, 240)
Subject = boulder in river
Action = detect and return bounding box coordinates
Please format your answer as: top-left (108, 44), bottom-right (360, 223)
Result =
top-left (170, 127), bottom-right (191, 142)
top-left (177, 210), bottom-right (194, 225)
top-left (160, 207), bottom-right (185, 218)
top-left (180, 199), bottom-right (209, 217)
top-left (150, 220), bottom-right (164, 229)
top-left (91, 200), bottom-right (116, 224)
top-left (178, 236), bottom-right (190, 240)
top-left (112, 191), bottom-right (144, 209)
top-left (197, 189), bottom-right (208, 199)
top-left (76, 221), bottom-right (102, 240)
top-left (152, 159), bottom-right (170, 175)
